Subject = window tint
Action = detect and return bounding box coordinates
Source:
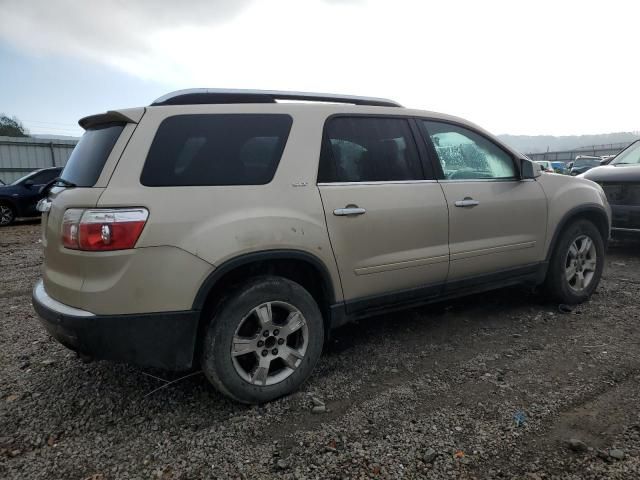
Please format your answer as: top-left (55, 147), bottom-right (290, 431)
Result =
top-left (422, 121), bottom-right (516, 180)
top-left (29, 169), bottom-right (61, 185)
top-left (141, 114), bottom-right (292, 186)
top-left (318, 117), bottom-right (423, 182)
top-left (61, 123), bottom-right (125, 187)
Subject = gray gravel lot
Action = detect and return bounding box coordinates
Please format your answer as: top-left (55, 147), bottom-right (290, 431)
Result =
top-left (2, 222), bottom-right (640, 479)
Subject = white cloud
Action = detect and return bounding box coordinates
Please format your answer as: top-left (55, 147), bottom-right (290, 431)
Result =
top-left (1, 0), bottom-right (638, 135)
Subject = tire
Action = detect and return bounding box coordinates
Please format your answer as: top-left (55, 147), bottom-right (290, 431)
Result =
top-left (543, 219), bottom-right (605, 304)
top-left (200, 275), bottom-right (324, 404)
top-left (0, 203), bottom-right (16, 226)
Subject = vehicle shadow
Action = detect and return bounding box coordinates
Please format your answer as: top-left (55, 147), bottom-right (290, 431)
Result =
top-left (14, 217), bottom-right (41, 226)
top-left (325, 284), bottom-right (545, 356)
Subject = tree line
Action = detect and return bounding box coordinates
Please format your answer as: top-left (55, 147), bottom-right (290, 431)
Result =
top-left (0, 114), bottom-right (29, 137)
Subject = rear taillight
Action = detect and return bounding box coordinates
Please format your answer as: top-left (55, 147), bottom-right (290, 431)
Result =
top-left (62, 208), bottom-right (149, 251)
top-left (62, 209), bottom-right (83, 249)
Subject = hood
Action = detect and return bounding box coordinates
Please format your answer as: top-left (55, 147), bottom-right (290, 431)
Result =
top-left (582, 164), bottom-right (640, 182)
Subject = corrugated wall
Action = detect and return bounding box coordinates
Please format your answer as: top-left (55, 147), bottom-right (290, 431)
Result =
top-left (0, 136), bottom-right (78, 184)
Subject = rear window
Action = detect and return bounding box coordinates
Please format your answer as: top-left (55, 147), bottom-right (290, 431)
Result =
top-left (318, 116), bottom-right (423, 182)
top-left (61, 123), bottom-right (125, 187)
top-left (140, 114), bottom-right (292, 186)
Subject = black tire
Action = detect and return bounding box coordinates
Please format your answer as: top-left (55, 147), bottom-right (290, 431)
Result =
top-left (0, 202), bottom-right (16, 226)
top-left (543, 219), bottom-right (605, 304)
top-left (200, 276), bottom-right (324, 404)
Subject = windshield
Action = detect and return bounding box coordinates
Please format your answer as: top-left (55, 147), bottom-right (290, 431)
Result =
top-left (10, 171), bottom-right (36, 186)
top-left (612, 141), bottom-right (640, 166)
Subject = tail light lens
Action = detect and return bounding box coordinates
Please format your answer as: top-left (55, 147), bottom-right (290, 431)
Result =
top-left (62, 208), bottom-right (149, 251)
top-left (62, 209), bottom-right (83, 249)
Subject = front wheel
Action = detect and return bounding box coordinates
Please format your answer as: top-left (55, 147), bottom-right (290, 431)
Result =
top-left (0, 203), bottom-right (16, 226)
top-left (543, 219), bottom-right (605, 304)
top-left (200, 276), bottom-right (324, 404)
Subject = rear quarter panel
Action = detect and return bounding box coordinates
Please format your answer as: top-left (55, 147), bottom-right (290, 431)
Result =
top-left (97, 104), bottom-right (344, 302)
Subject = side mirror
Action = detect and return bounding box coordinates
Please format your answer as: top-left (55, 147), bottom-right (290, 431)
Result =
top-left (567, 162), bottom-right (574, 169)
top-left (520, 158), bottom-right (541, 179)
top-left (23, 180), bottom-right (34, 188)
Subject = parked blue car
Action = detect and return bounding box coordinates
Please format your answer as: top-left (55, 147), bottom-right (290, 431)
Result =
top-left (551, 161), bottom-right (568, 174)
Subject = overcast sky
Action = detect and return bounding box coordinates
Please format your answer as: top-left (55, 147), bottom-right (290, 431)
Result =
top-left (0, 0), bottom-right (638, 137)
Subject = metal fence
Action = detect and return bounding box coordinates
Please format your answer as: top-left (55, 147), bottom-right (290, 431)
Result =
top-left (526, 143), bottom-right (630, 163)
top-left (0, 136), bottom-right (78, 184)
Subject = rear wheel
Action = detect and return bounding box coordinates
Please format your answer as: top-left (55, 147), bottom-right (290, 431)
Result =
top-left (200, 276), bottom-right (324, 404)
top-left (544, 219), bottom-right (605, 304)
top-left (0, 203), bottom-right (16, 226)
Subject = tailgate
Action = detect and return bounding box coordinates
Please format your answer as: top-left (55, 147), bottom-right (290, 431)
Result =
top-left (41, 115), bottom-right (141, 308)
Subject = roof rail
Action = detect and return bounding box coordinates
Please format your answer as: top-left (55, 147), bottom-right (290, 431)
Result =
top-left (151, 88), bottom-right (402, 108)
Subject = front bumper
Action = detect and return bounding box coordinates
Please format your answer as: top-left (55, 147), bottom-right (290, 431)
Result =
top-left (32, 280), bottom-right (200, 370)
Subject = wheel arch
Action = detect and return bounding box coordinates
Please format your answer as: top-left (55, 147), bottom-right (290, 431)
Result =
top-left (545, 203), bottom-right (610, 262)
top-left (192, 250), bottom-right (339, 347)
top-left (0, 197), bottom-right (17, 210)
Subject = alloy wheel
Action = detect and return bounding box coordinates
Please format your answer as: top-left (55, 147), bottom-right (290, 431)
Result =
top-left (0, 205), bottom-right (14, 226)
top-left (231, 301), bottom-right (309, 386)
top-left (565, 234), bottom-right (597, 292)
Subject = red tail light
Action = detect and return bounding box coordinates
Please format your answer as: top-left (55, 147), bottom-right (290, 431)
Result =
top-left (62, 208), bottom-right (149, 251)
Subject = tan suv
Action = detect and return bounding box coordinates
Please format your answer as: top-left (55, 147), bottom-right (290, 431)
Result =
top-left (32, 89), bottom-right (611, 403)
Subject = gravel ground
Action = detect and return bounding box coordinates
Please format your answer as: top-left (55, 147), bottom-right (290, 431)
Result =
top-left (2, 221), bottom-right (640, 479)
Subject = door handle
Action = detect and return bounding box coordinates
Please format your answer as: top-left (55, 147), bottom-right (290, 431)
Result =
top-left (333, 205), bottom-right (366, 216)
top-left (454, 197), bottom-right (479, 208)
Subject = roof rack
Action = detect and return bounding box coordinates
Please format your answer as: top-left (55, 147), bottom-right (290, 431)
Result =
top-left (151, 88), bottom-right (402, 108)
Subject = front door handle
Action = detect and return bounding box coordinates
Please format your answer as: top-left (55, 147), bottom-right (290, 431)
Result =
top-left (333, 205), bottom-right (366, 216)
top-left (454, 197), bottom-right (479, 208)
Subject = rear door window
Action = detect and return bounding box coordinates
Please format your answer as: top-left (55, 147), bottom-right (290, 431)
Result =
top-left (140, 114), bottom-right (292, 186)
top-left (318, 117), bottom-right (423, 182)
top-left (61, 123), bottom-right (125, 187)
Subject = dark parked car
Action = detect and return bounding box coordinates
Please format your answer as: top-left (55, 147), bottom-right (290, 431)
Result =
top-left (581, 140), bottom-right (640, 236)
top-left (0, 167), bottom-right (63, 226)
top-left (569, 156), bottom-right (602, 176)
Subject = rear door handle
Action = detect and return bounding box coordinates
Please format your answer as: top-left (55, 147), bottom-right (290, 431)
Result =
top-left (333, 206), bottom-right (366, 216)
top-left (454, 197), bottom-right (479, 208)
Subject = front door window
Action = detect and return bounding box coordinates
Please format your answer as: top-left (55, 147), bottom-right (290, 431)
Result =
top-left (422, 121), bottom-right (516, 180)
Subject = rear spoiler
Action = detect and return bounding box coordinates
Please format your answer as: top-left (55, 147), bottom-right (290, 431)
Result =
top-left (78, 107), bottom-right (145, 130)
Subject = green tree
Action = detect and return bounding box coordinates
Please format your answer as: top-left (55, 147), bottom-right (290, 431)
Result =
top-left (0, 114), bottom-right (29, 137)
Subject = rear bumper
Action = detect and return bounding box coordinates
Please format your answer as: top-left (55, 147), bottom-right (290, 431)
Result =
top-left (32, 279), bottom-right (200, 370)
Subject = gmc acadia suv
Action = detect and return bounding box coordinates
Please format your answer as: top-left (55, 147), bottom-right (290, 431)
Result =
top-left (32, 89), bottom-right (611, 403)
